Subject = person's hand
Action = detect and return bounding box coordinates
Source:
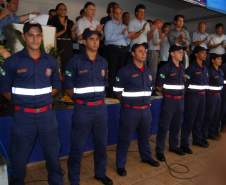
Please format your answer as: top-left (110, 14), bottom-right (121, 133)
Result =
top-left (28, 12), bottom-right (40, 20)
top-left (0, 47), bottom-right (11, 59)
top-left (96, 24), bottom-right (103, 32)
top-left (63, 20), bottom-right (68, 31)
top-left (122, 27), bottom-right (128, 35)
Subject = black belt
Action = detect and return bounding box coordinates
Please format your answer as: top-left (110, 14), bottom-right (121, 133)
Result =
top-left (107, 45), bottom-right (128, 49)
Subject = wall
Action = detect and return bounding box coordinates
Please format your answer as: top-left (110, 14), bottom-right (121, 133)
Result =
top-left (16, 0), bottom-right (226, 34)
top-left (17, 0), bottom-right (175, 22)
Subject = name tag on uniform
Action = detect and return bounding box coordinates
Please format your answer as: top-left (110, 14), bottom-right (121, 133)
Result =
top-left (195, 71), bottom-right (202, 75)
top-left (79, 69), bottom-right (88, 74)
top-left (131, 73), bottom-right (139, 78)
top-left (17, 68), bottom-right (28, 74)
top-left (169, 73), bottom-right (176, 77)
top-left (45, 68), bottom-right (52, 77)
top-left (214, 76), bottom-right (219, 79)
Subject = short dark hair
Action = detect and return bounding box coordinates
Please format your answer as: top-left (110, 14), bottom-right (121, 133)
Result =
top-left (174, 14), bottom-right (184, 22)
top-left (23, 22), bottom-right (42, 34)
top-left (49, 9), bottom-right (55, 14)
top-left (106, 2), bottom-right (119, 14)
top-left (122, 11), bottom-right (129, 17)
top-left (210, 53), bottom-right (222, 61)
top-left (84, 1), bottom-right (95, 9)
top-left (215, 23), bottom-right (224, 29)
top-left (82, 28), bottom-right (101, 40)
top-left (131, 43), bottom-right (147, 52)
top-left (80, 9), bottom-right (85, 16)
top-left (55, 3), bottom-right (66, 11)
top-left (135, 4), bottom-right (146, 14)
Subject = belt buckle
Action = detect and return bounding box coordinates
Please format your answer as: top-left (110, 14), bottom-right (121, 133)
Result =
top-left (35, 108), bottom-right (40, 113)
top-left (92, 101), bottom-right (99, 106)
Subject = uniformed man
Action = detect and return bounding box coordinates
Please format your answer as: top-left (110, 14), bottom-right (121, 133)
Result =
top-left (155, 45), bottom-right (186, 161)
top-left (220, 62), bottom-right (226, 131)
top-left (64, 28), bottom-right (113, 185)
top-left (113, 43), bottom-right (160, 176)
top-left (0, 22), bottom-right (63, 185)
top-left (180, 46), bottom-right (209, 154)
top-left (203, 53), bottom-right (224, 140)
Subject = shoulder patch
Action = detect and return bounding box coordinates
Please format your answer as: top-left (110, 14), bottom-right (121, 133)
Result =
top-left (0, 67), bottom-right (5, 76)
top-left (116, 76), bottom-right (120, 82)
top-left (160, 73), bottom-right (165, 79)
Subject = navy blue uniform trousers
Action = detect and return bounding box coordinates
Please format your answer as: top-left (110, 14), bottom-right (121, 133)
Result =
top-left (68, 104), bottom-right (108, 185)
top-left (203, 94), bottom-right (221, 138)
top-left (10, 110), bottom-right (63, 185)
top-left (156, 98), bottom-right (184, 154)
top-left (116, 107), bottom-right (152, 168)
top-left (181, 92), bottom-right (206, 147)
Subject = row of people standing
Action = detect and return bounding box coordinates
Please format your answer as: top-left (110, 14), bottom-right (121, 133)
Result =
top-left (155, 46), bottom-right (225, 161)
top-left (1, 20), bottom-right (226, 185)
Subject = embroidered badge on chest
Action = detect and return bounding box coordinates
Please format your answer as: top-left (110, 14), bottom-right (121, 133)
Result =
top-left (79, 69), bottom-right (88, 74)
top-left (45, 68), bottom-right (52, 77)
top-left (195, 71), bottom-right (202, 75)
top-left (101, 69), bottom-right (105, 77)
top-left (17, 68), bottom-right (28, 74)
top-left (169, 73), bottom-right (176, 77)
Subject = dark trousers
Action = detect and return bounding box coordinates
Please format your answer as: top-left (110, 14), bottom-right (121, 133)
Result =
top-left (221, 87), bottom-right (226, 130)
top-left (57, 39), bottom-right (73, 74)
top-left (181, 92), bottom-right (206, 147)
top-left (9, 110), bottom-right (63, 185)
top-left (116, 108), bottom-right (152, 168)
top-left (68, 104), bottom-right (108, 185)
top-left (156, 98), bottom-right (184, 154)
top-left (105, 45), bottom-right (129, 97)
top-left (203, 93), bottom-right (221, 138)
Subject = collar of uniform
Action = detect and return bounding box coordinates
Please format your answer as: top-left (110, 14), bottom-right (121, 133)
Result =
top-left (20, 48), bottom-right (48, 61)
top-left (82, 53), bottom-right (101, 63)
top-left (194, 61), bottom-right (204, 69)
top-left (169, 60), bottom-right (182, 69)
top-left (131, 62), bottom-right (146, 73)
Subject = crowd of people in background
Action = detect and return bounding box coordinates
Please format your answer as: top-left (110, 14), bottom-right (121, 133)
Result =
top-left (1, 1), bottom-right (226, 185)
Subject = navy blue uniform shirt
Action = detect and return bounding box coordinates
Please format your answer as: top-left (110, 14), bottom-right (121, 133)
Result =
top-left (185, 62), bottom-right (209, 92)
top-left (113, 63), bottom-right (152, 106)
top-left (0, 49), bottom-right (61, 107)
top-left (64, 53), bottom-right (108, 101)
top-left (156, 61), bottom-right (185, 96)
top-left (208, 65), bottom-right (224, 92)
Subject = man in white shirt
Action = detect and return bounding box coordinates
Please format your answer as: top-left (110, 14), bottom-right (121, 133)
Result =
top-left (128, 4), bottom-right (150, 48)
top-left (192, 21), bottom-right (209, 50)
top-left (76, 2), bottom-right (103, 47)
top-left (208, 23), bottom-right (226, 55)
top-left (147, 19), bottom-right (163, 86)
